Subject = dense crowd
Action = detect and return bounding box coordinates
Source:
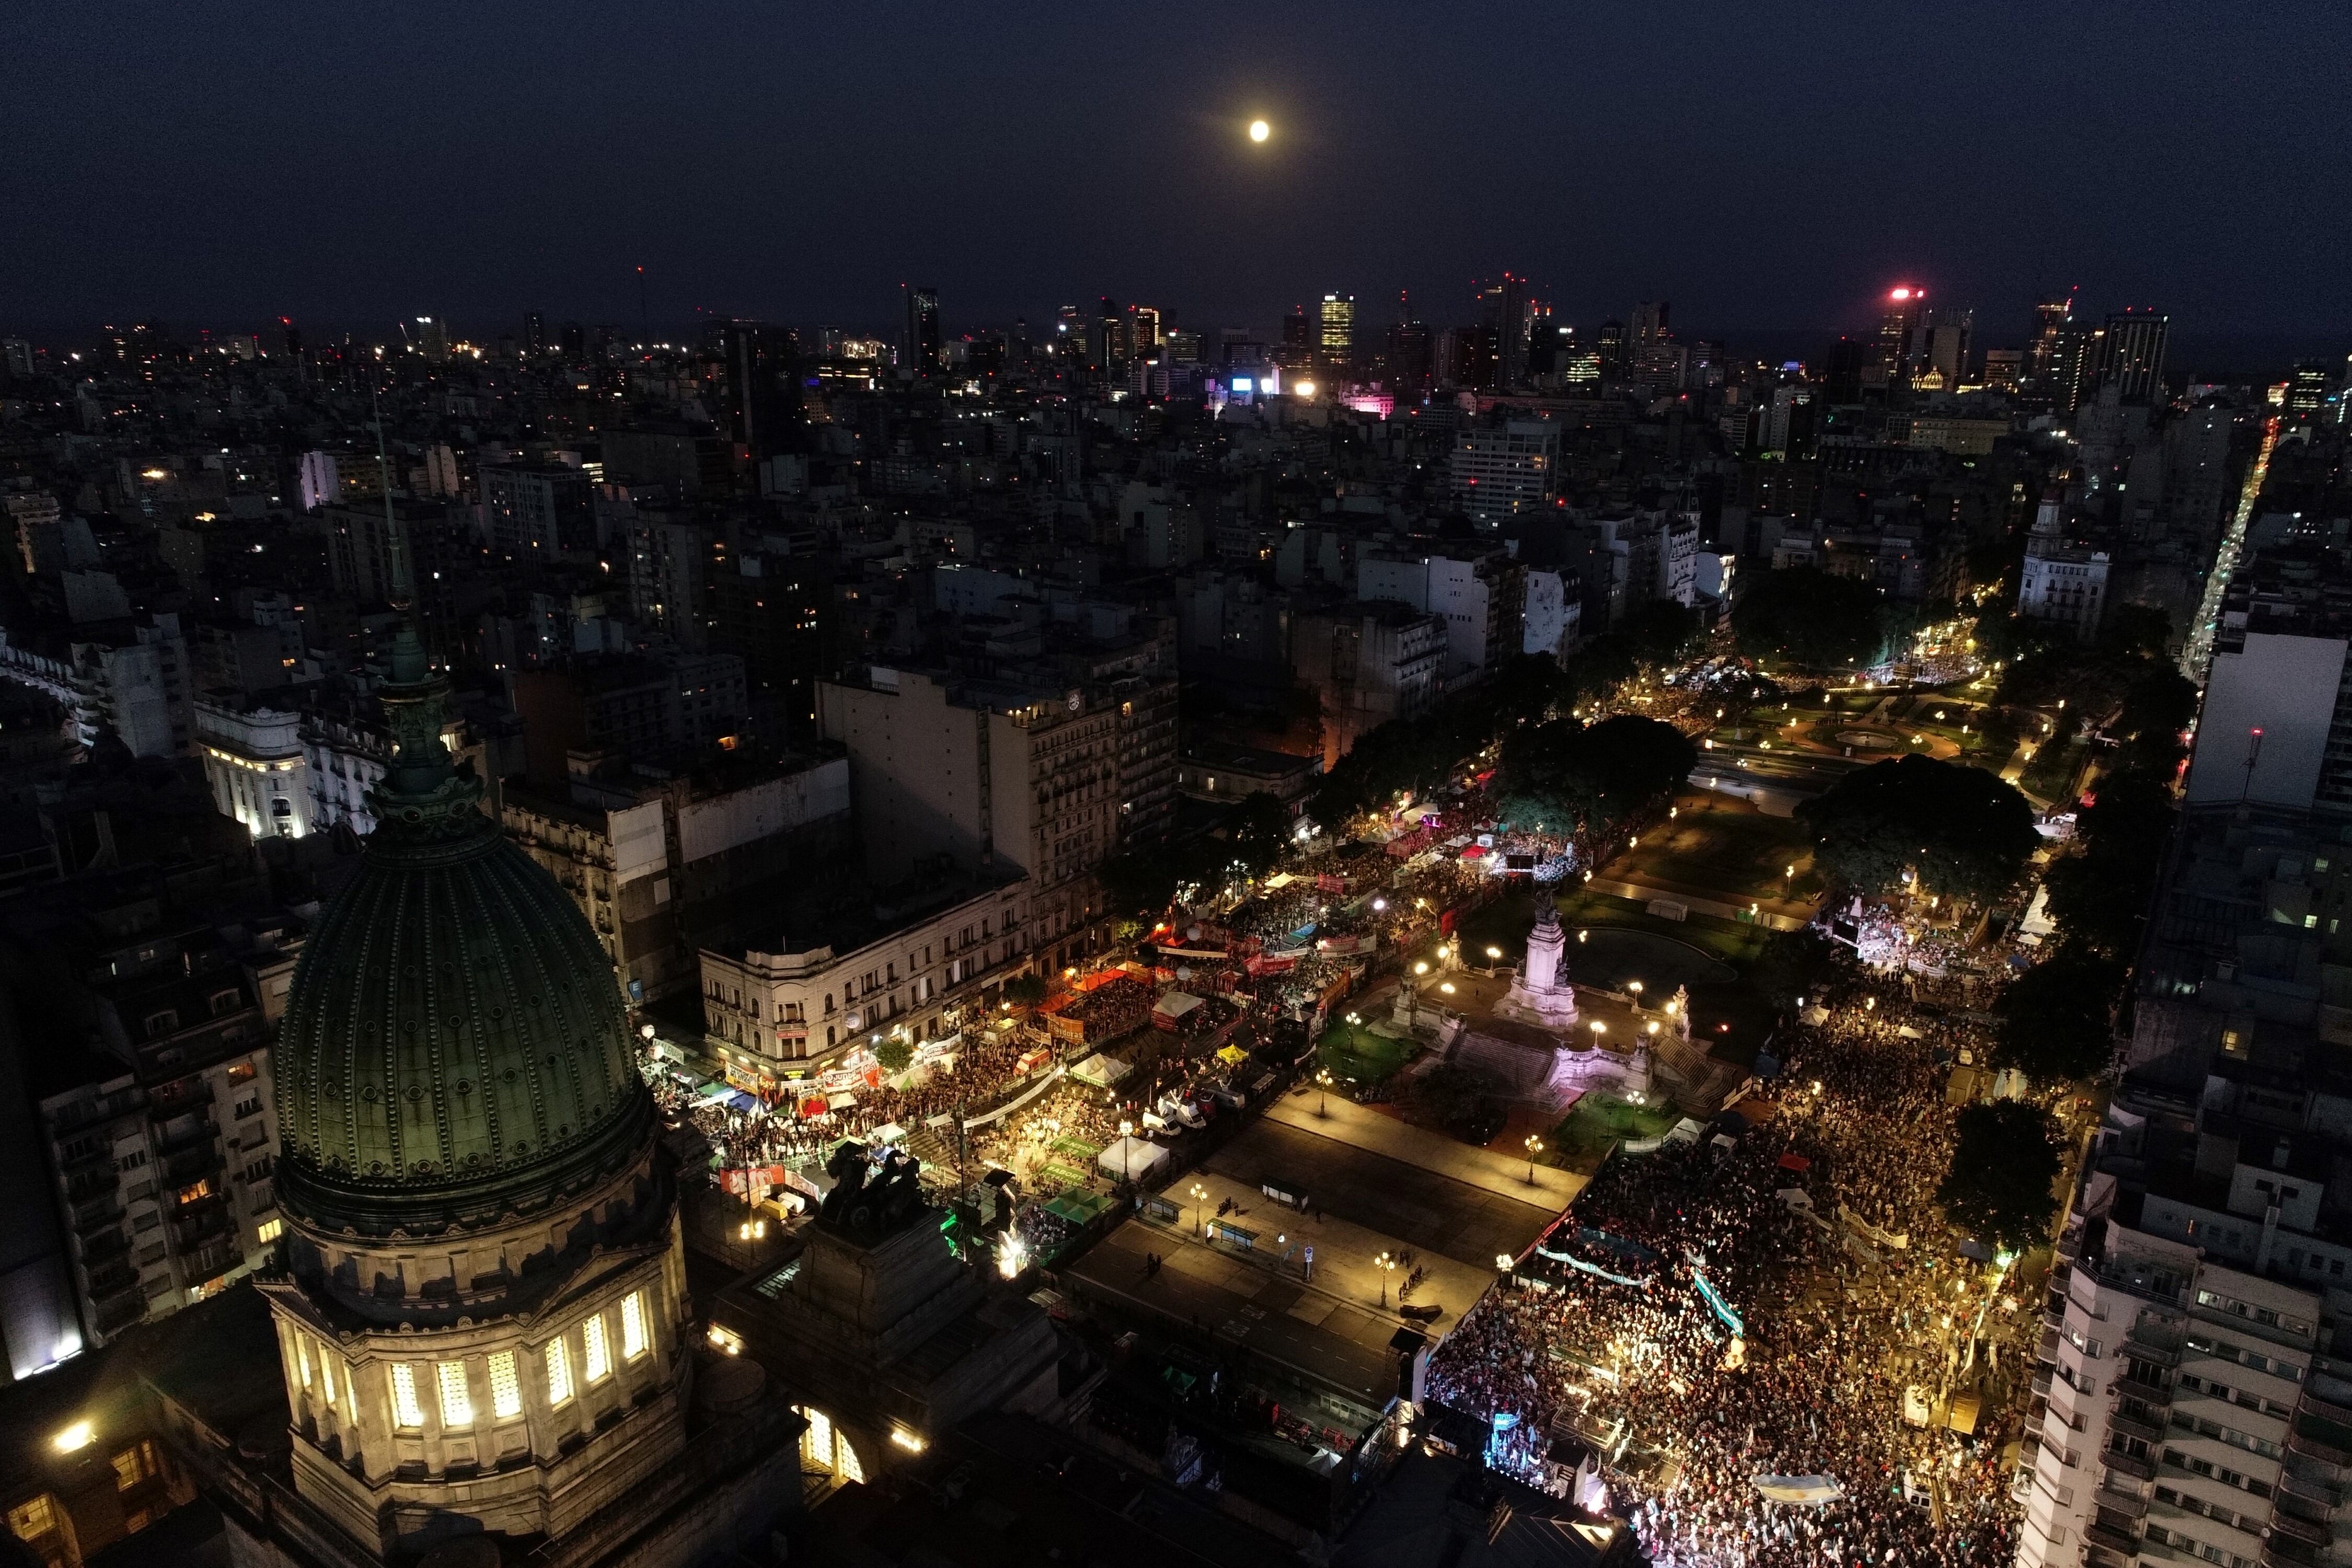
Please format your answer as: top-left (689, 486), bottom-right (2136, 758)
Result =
top-left (1428, 964), bottom-right (2044, 1568)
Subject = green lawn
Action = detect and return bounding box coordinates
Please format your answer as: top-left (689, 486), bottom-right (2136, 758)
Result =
top-left (1553, 1092), bottom-right (1681, 1162)
top-left (1608, 804), bottom-right (1816, 902)
top-left (1318, 1020), bottom-right (1418, 1085)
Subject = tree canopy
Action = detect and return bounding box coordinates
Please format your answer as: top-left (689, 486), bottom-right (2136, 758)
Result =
top-left (1493, 715), bottom-right (1697, 839)
top-left (1991, 944), bottom-right (2125, 1080)
top-left (1937, 1101), bottom-right (2063, 1253)
top-left (2042, 769), bottom-right (2176, 956)
top-left (1797, 753), bottom-right (2038, 904)
top-left (1732, 567), bottom-right (1885, 672)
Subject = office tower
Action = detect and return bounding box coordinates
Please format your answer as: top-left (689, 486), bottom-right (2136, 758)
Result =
top-left (1877, 287), bottom-right (1924, 384)
top-left (415, 316), bottom-right (449, 364)
top-left (2025, 292), bottom-right (2073, 388)
top-left (1477, 273), bottom-right (1530, 388)
top-left (1129, 304), bottom-right (1161, 357)
top-left (1278, 305), bottom-right (1313, 371)
top-left (1595, 318), bottom-right (1627, 376)
top-left (524, 311), bottom-right (546, 354)
top-left (1921, 308), bottom-right (1971, 387)
top-left (1, 337), bottom-right (32, 381)
top-left (1318, 293), bottom-right (1355, 374)
top-left (2286, 361), bottom-right (2334, 418)
top-left (1086, 295), bottom-right (1121, 372)
top-left (2094, 309), bottom-right (2170, 402)
top-left (1438, 325), bottom-right (1498, 391)
top-left (1630, 300), bottom-right (1669, 348)
top-left (558, 320), bottom-right (586, 358)
top-left (714, 320), bottom-right (804, 457)
top-left (1450, 420), bottom-right (1560, 522)
top-left (1165, 329), bottom-right (1201, 365)
top-left (1387, 291), bottom-right (1431, 395)
top-left (903, 284), bottom-right (941, 374)
top-left (1823, 337), bottom-right (1869, 403)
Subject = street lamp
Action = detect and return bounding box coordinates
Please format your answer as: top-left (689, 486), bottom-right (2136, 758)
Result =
top-left (1119, 1120), bottom-right (1134, 1183)
top-left (1524, 1134), bottom-right (1543, 1182)
top-left (1316, 1068), bottom-right (1334, 1116)
top-left (1189, 1181), bottom-right (1209, 1234)
top-left (1375, 1251), bottom-right (1399, 1308)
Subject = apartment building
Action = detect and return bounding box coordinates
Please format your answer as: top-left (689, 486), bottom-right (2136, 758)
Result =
top-left (193, 695), bottom-right (310, 840)
top-left (698, 871), bottom-right (1030, 1082)
top-left (818, 667), bottom-right (1126, 970)
top-left (2021, 1215), bottom-right (2343, 1568)
top-left (498, 751), bottom-right (852, 1005)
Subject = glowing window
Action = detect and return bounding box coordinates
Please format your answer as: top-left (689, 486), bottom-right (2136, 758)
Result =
top-left (544, 1339), bottom-right (573, 1405)
top-left (837, 1430), bottom-right (864, 1483)
top-left (489, 1351), bottom-right (521, 1420)
top-left (7, 1496), bottom-right (56, 1540)
top-left (583, 1314), bottom-right (611, 1383)
top-left (390, 1364), bottom-right (423, 1428)
top-left (801, 1405), bottom-right (834, 1470)
top-left (436, 1361), bottom-right (472, 1428)
top-left (620, 1292), bottom-right (648, 1359)
top-left (258, 1217), bottom-right (283, 1244)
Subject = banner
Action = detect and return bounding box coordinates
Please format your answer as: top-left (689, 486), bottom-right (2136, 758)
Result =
top-left (1534, 1244), bottom-right (1651, 1290)
top-left (1838, 1204), bottom-right (1910, 1250)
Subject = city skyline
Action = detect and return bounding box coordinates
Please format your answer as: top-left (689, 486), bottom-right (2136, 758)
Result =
top-left (5, 5), bottom-right (2351, 341)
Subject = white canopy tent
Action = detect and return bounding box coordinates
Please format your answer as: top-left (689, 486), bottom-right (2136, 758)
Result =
top-left (1096, 1136), bottom-right (1169, 1184)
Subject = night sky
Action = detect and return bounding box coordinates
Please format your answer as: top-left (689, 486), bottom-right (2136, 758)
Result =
top-left (6, 3), bottom-right (2350, 356)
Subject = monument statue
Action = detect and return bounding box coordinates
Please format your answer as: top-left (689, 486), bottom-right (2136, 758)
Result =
top-left (818, 1143), bottom-right (930, 1238)
top-left (1494, 896), bottom-right (1580, 1030)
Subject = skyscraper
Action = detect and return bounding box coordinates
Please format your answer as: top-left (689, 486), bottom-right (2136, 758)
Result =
top-left (1876, 287), bottom-right (1924, 384)
top-left (902, 284), bottom-right (941, 374)
top-left (1278, 304), bottom-right (1313, 371)
top-left (2025, 292), bottom-right (2074, 390)
top-left (1595, 318), bottom-right (1627, 377)
top-left (714, 320), bottom-right (804, 457)
top-left (1477, 273), bottom-right (1530, 388)
top-left (1318, 293), bottom-right (1355, 375)
top-left (2094, 308), bottom-right (2170, 402)
top-left (523, 311), bottom-right (546, 355)
top-left (1630, 299), bottom-right (1670, 348)
top-left (1387, 291), bottom-right (1431, 396)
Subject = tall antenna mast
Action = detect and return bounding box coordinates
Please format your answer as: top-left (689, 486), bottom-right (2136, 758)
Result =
top-left (371, 379), bottom-right (413, 613)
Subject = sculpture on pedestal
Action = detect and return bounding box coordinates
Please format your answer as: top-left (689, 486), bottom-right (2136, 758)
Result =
top-left (1494, 897), bottom-right (1581, 1030)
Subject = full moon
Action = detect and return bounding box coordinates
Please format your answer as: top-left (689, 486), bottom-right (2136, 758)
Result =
top-left (1248, 119), bottom-right (1270, 143)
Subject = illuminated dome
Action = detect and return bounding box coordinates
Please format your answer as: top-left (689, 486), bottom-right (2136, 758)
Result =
top-left (273, 629), bottom-right (650, 1232)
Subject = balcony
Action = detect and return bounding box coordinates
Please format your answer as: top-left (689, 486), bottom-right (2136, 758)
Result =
top-left (2085, 1521), bottom-right (2140, 1555)
top-left (162, 1144), bottom-right (223, 1189)
top-left (2109, 1409), bottom-right (2166, 1445)
top-left (155, 1114), bottom-right (220, 1155)
top-left (91, 1288), bottom-right (147, 1336)
top-left (2288, 1427), bottom-right (2352, 1467)
top-left (2033, 1368), bottom-right (2054, 1398)
top-left (2092, 1484), bottom-right (2148, 1519)
top-left (2114, 1376), bottom-right (2171, 1406)
top-left (2269, 1511), bottom-right (2330, 1550)
top-left (2102, 1449), bottom-right (2157, 1483)
top-left (70, 1196), bottom-right (125, 1237)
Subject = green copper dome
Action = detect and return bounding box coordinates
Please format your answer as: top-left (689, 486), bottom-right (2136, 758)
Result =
top-left (273, 629), bottom-right (652, 1233)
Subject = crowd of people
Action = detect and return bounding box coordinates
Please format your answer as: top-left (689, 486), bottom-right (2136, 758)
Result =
top-left (1428, 963), bottom-right (2049, 1568)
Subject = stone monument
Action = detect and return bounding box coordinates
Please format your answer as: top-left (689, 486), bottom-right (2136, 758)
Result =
top-left (1493, 897), bottom-right (1581, 1030)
